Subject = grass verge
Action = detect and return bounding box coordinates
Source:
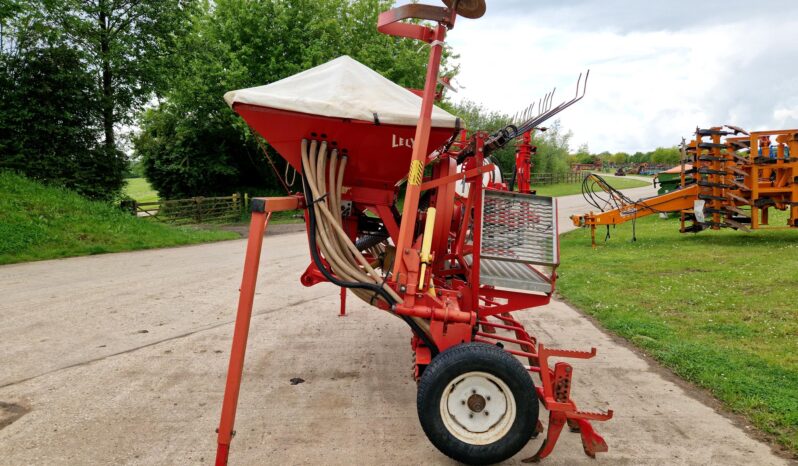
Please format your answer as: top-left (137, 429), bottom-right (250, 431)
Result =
top-left (534, 176), bottom-right (649, 197)
top-left (557, 213), bottom-right (798, 454)
top-left (0, 172), bottom-right (238, 265)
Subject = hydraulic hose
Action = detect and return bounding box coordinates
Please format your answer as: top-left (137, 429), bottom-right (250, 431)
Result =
top-left (300, 139), bottom-right (438, 354)
top-left (300, 156), bottom-right (438, 355)
top-left (302, 141), bottom-right (394, 293)
top-left (305, 143), bottom-right (390, 297)
top-left (301, 174), bottom-right (393, 304)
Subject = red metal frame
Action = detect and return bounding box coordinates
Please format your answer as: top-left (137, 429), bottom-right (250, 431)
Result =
top-left (515, 130), bottom-right (536, 194)
top-left (391, 20), bottom-right (449, 286)
top-left (214, 3), bottom-right (611, 464)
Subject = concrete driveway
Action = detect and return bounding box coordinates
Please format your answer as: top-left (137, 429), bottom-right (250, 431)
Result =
top-left (0, 180), bottom-right (790, 465)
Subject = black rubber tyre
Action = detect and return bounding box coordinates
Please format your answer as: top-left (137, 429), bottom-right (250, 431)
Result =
top-left (417, 342), bottom-right (538, 465)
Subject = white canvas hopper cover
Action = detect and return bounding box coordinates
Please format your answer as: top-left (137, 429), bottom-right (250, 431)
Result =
top-left (224, 56), bottom-right (458, 129)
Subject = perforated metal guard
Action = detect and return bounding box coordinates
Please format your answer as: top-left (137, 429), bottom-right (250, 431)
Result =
top-left (478, 190), bottom-right (558, 293)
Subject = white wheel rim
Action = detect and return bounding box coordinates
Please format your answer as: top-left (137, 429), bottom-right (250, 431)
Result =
top-left (439, 371), bottom-right (516, 445)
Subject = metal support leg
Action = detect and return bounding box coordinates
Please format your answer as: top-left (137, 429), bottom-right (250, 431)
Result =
top-left (339, 287), bottom-right (347, 317)
top-left (215, 210), bottom-right (271, 466)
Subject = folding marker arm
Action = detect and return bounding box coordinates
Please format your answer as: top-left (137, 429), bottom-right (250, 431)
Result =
top-left (572, 184), bottom-right (700, 228)
top-left (571, 185), bottom-right (700, 246)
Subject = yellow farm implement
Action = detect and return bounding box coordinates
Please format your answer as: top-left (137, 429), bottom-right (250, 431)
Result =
top-left (573, 126), bottom-right (798, 246)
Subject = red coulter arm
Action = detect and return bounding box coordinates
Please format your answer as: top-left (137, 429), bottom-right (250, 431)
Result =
top-left (478, 317), bottom-right (614, 462)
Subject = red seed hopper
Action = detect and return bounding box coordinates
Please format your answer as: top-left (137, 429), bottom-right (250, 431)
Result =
top-left (214, 3), bottom-right (612, 465)
top-left (225, 56), bottom-right (460, 190)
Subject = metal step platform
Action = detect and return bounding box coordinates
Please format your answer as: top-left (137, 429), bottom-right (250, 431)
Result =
top-left (474, 190), bottom-right (559, 294)
top-left (478, 258), bottom-right (553, 293)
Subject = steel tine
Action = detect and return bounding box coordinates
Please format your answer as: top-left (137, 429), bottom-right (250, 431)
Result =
top-left (544, 92), bottom-right (551, 114)
top-left (574, 72), bottom-right (583, 100)
top-left (542, 90), bottom-right (552, 114)
top-left (583, 69), bottom-right (590, 97)
top-left (573, 69), bottom-right (589, 103)
top-left (543, 91), bottom-right (551, 114)
top-left (514, 70), bottom-right (591, 135)
top-left (532, 98), bottom-right (570, 126)
top-left (577, 69), bottom-right (589, 100)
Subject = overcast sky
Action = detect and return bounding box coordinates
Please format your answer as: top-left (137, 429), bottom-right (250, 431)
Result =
top-left (446, 0), bottom-right (798, 153)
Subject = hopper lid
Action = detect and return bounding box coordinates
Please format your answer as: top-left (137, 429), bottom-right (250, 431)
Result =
top-left (224, 56), bottom-right (458, 129)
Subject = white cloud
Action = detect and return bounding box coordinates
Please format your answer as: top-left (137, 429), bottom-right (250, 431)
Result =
top-left (445, 1), bottom-right (798, 153)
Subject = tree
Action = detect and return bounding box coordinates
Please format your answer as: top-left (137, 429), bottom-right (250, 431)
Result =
top-left (0, 45), bottom-right (122, 199)
top-left (136, 0), bottom-right (443, 198)
top-left (573, 143), bottom-right (594, 164)
top-left (531, 121), bottom-right (571, 175)
top-left (610, 152), bottom-right (629, 164)
top-left (48, 0), bottom-right (193, 156)
top-left (0, 0), bottom-right (193, 199)
top-left (650, 146), bottom-right (680, 164)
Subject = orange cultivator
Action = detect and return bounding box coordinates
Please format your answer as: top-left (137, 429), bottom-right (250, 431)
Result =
top-left (573, 126), bottom-right (798, 246)
top-left (214, 2), bottom-right (611, 464)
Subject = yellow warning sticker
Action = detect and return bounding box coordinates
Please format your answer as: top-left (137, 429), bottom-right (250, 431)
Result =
top-left (408, 160), bottom-right (424, 186)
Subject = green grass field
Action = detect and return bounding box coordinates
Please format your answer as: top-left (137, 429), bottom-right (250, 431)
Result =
top-left (0, 172), bottom-right (238, 265)
top-left (557, 213), bottom-right (798, 453)
top-left (124, 177), bottom-right (159, 203)
top-left (534, 176), bottom-right (649, 197)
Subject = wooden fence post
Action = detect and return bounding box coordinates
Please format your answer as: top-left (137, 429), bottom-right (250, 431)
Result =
top-left (232, 193), bottom-right (240, 220)
top-left (195, 197), bottom-right (202, 223)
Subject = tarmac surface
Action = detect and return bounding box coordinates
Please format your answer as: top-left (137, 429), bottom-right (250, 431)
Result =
top-left (0, 178), bottom-right (791, 465)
